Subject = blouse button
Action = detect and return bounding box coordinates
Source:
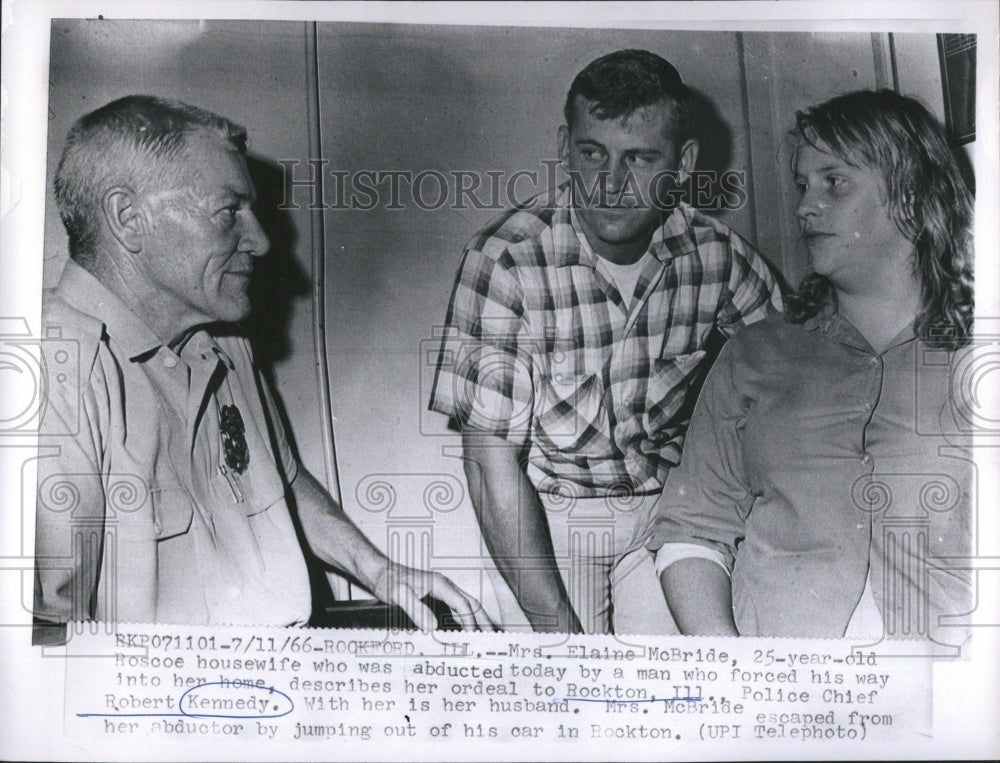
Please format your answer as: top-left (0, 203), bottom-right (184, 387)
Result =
top-left (163, 356), bottom-right (178, 368)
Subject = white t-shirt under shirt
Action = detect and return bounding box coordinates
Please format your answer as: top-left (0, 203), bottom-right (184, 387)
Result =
top-left (597, 253), bottom-right (649, 309)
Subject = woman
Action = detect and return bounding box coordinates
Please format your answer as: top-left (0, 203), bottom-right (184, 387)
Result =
top-left (647, 89), bottom-right (974, 639)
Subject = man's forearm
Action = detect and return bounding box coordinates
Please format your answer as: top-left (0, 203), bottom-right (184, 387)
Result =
top-left (290, 468), bottom-right (387, 590)
top-left (290, 466), bottom-right (493, 632)
top-left (659, 557), bottom-right (738, 636)
top-left (462, 432), bottom-right (582, 632)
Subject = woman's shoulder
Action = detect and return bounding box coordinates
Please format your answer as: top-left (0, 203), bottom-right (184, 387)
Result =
top-left (726, 312), bottom-right (813, 360)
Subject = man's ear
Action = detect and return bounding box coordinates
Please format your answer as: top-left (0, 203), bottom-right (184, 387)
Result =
top-left (557, 125), bottom-right (570, 167)
top-left (102, 187), bottom-right (146, 253)
top-left (676, 139), bottom-right (699, 183)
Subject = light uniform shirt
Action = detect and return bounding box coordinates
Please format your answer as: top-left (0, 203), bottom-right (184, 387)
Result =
top-left (429, 185), bottom-right (782, 498)
top-left (34, 261), bottom-right (312, 626)
top-left (648, 312), bottom-right (973, 640)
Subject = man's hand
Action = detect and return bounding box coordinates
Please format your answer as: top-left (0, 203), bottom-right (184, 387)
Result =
top-left (367, 561), bottom-right (494, 632)
top-left (291, 467), bottom-right (493, 632)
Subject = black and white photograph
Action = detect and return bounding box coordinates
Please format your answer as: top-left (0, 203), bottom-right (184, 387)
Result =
top-left (1, 1), bottom-right (997, 760)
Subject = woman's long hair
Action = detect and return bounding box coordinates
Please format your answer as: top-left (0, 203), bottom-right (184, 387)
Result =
top-left (785, 89), bottom-right (974, 348)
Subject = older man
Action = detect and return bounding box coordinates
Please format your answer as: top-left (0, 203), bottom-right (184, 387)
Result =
top-left (34, 95), bottom-right (490, 637)
top-left (430, 50), bottom-right (782, 634)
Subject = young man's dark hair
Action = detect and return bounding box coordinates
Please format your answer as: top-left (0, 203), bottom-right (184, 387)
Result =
top-left (563, 48), bottom-right (696, 143)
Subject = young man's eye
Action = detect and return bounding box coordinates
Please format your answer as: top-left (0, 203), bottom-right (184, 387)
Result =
top-left (626, 154), bottom-right (652, 167)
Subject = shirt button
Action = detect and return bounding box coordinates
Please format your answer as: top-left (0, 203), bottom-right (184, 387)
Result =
top-left (864, 402), bottom-right (873, 411)
top-left (163, 356), bottom-right (178, 368)
top-left (861, 453), bottom-right (872, 464)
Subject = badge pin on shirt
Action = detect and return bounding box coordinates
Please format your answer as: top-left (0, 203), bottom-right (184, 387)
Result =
top-left (219, 403), bottom-right (249, 503)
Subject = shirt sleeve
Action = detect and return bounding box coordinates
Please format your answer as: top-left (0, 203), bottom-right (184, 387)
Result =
top-left (646, 339), bottom-right (756, 569)
top-left (34, 339), bottom-right (107, 627)
top-left (428, 246), bottom-right (535, 445)
top-left (717, 232), bottom-right (783, 335)
top-left (654, 543), bottom-right (730, 577)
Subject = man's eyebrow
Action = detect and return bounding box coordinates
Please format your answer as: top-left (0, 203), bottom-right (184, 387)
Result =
top-left (216, 185), bottom-right (256, 202)
top-left (574, 139), bottom-right (662, 157)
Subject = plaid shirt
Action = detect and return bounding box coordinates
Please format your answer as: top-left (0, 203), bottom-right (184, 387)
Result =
top-left (429, 186), bottom-right (782, 497)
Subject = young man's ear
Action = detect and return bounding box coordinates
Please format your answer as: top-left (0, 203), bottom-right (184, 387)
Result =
top-left (102, 187), bottom-right (145, 253)
top-left (676, 139), bottom-right (699, 183)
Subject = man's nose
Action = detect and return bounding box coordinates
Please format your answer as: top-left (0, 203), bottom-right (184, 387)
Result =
top-left (240, 211), bottom-right (271, 257)
top-left (604, 161), bottom-right (630, 195)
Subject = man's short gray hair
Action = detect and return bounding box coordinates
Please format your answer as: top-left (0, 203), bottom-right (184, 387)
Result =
top-left (54, 95), bottom-right (248, 265)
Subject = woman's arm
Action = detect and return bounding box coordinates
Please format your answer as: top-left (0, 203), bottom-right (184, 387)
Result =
top-left (659, 558), bottom-right (738, 636)
top-left (646, 335), bottom-right (759, 635)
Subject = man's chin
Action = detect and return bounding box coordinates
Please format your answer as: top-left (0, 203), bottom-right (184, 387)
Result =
top-left (209, 297), bottom-right (253, 325)
top-left (589, 220), bottom-right (658, 247)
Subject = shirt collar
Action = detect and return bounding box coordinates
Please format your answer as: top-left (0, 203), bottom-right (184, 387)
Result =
top-left (178, 329), bottom-right (236, 370)
top-left (553, 184), bottom-right (697, 268)
top-left (806, 309), bottom-right (917, 353)
top-left (55, 260), bottom-right (242, 367)
top-left (55, 260), bottom-right (164, 361)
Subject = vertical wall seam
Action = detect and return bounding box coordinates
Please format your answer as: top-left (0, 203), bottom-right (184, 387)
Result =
top-left (872, 32), bottom-right (891, 89)
top-left (305, 21), bottom-right (352, 599)
top-left (735, 32), bottom-right (760, 248)
top-left (305, 23), bottom-right (344, 506)
top-left (888, 33), bottom-right (901, 91)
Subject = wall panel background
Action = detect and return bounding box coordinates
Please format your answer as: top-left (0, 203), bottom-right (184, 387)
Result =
top-left (43, 20), bottom-right (957, 625)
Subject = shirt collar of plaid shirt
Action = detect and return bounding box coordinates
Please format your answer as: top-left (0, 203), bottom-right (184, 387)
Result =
top-left (555, 184), bottom-right (700, 269)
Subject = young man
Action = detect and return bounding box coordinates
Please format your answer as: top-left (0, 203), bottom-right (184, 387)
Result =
top-left (34, 95), bottom-right (491, 639)
top-left (430, 50), bottom-right (782, 633)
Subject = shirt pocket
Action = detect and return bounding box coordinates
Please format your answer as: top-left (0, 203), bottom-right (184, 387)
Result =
top-left (148, 483), bottom-right (195, 541)
top-left (643, 350), bottom-right (707, 437)
top-left (534, 373), bottom-right (612, 461)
